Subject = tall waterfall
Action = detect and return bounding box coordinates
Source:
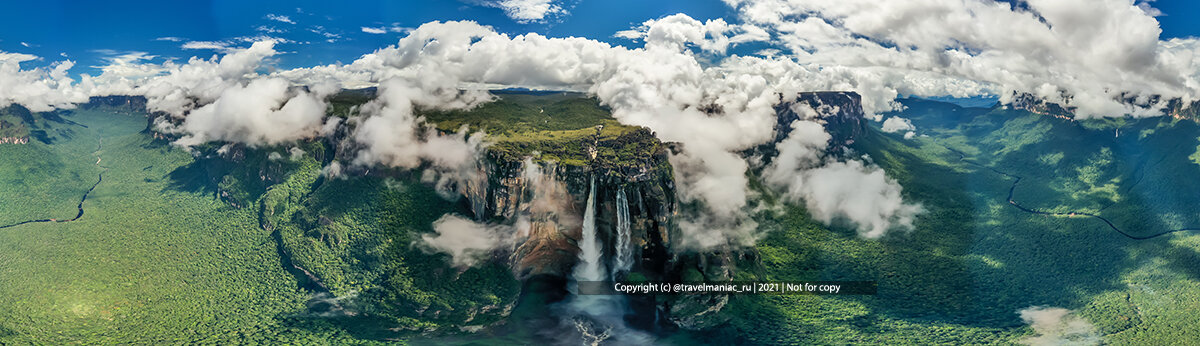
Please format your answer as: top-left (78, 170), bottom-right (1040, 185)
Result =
top-left (566, 177), bottom-right (653, 345)
top-left (572, 176), bottom-right (605, 283)
top-left (612, 189), bottom-right (633, 278)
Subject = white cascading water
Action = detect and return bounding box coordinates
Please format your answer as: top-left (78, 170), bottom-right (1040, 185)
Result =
top-left (568, 176), bottom-right (652, 345)
top-left (573, 176), bottom-right (606, 284)
top-left (612, 189), bottom-right (632, 278)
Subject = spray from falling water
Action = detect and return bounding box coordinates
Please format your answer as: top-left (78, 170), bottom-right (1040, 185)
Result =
top-left (612, 188), bottom-right (632, 278)
top-left (566, 176), bottom-right (653, 345)
top-left (569, 176), bottom-right (615, 345)
top-left (573, 176), bottom-right (606, 284)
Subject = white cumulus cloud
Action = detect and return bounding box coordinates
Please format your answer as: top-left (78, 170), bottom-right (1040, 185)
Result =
top-left (0, 52), bottom-right (89, 112)
top-left (266, 14), bottom-right (295, 24)
top-left (881, 116), bottom-right (916, 133)
top-left (420, 214), bottom-right (514, 267)
top-left (724, 0), bottom-right (1200, 118)
top-left (481, 0), bottom-right (566, 23)
top-left (1017, 306), bottom-right (1101, 346)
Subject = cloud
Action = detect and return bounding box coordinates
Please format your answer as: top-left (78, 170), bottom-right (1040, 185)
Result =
top-left (321, 161), bottom-right (345, 179)
top-left (266, 14), bottom-right (295, 24)
top-left (272, 19), bottom-right (931, 246)
top-left (349, 77), bottom-right (490, 171)
top-left (86, 51), bottom-right (167, 95)
top-left (764, 117), bottom-right (922, 238)
top-left (724, 0), bottom-right (1200, 118)
top-left (18, 16), bottom-right (939, 247)
top-left (165, 78), bottom-right (333, 147)
top-left (1136, 1), bottom-right (1164, 17)
top-left (0, 52), bottom-right (89, 112)
top-left (1017, 306), bottom-right (1101, 346)
top-left (361, 27), bottom-right (386, 34)
top-left (0, 1), bottom-right (1162, 252)
top-left (181, 41), bottom-right (232, 51)
top-left (481, 0), bottom-right (566, 23)
top-left (615, 14), bottom-right (770, 54)
top-left (796, 160), bottom-right (923, 238)
top-left (308, 26), bottom-right (343, 43)
top-left (289, 147), bottom-right (306, 160)
top-left (420, 214), bottom-right (514, 267)
top-left (256, 26), bottom-right (286, 34)
top-left (86, 40), bottom-right (339, 148)
top-left (154, 37), bottom-right (184, 42)
top-left (881, 116), bottom-right (916, 133)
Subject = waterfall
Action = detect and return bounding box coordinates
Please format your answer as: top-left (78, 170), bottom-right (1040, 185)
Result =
top-left (573, 176), bottom-right (606, 283)
top-left (566, 176), bottom-right (654, 345)
top-left (612, 189), bottom-right (632, 278)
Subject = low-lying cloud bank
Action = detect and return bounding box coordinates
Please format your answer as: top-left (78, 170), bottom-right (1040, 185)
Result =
top-left (1017, 306), bottom-right (1101, 346)
top-left (420, 214), bottom-right (515, 267)
top-left (1, 0), bottom-right (1196, 248)
top-left (763, 108), bottom-right (922, 239)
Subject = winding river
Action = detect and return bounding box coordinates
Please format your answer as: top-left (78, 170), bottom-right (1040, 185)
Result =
top-left (0, 137), bottom-right (105, 229)
top-left (945, 146), bottom-right (1200, 240)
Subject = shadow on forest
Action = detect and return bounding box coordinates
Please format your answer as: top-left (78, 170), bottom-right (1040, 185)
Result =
top-left (858, 103), bottom-right (1200, 330)
top-left (164, 157), bottom-right (228, 197)
top-left (1166, 245), bottom-right (1200, 282)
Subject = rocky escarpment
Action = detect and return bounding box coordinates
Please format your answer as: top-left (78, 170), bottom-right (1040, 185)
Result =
top-left (0, 136), bottom-right (29, 144)
top-left (121, 89), bottom-right (874, 333)
top-left (83, 96), bottom-right (172, 139)
top-left (0, 104), bottom-right (33, 144)
top-left (777, 92), bottom-right (867, 148)
top-left (462, 126), bottom-right (677, 280)
top-left (1006, 91), bottom-right (1200, 120)
top-left (760, 91), bottom-right (869, 161)
top-left (1006, 92), bottom-right (1076, 118)
top-left (85, 95), bottom-right (149, 111)
top-left (455, 91), bottom-right (874, 331)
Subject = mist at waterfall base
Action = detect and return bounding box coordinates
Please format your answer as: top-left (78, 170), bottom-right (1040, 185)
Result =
top-left (550, 176), bottom-right (654, 346)
top-left (413, 175), bottom-right (662, 346)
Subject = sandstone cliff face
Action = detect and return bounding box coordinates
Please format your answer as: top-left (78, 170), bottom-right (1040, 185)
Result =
top-left (461, 91), bottom-right (873, 331)
top-left (1007, 92), bottom-right (1075, 118)
top-left (0, 137), bottom-right (29, 144)
top-left (776, 91), bottom-right (867, 149)
top-left (1, 104), bottom-right (34, 144)
top-left (85, 95), bottom-right (149, 111)
top-left (1005, 91), bottom-right (1200, 120)
top-left (1165, 98), bottom-right (1200, 120)
top-left (757, 91), bottom-right (869, 165)
top-left (464, 128), bottom-right (677, 280)
top-left (121, 89), bottom-right (874, 331)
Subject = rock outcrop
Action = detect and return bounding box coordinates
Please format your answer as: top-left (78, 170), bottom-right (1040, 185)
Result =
top-left (1007, 92), bottom-right (1075, 118)
top-left (758, 91), bottom-right (868, 162)
top-left (0, 136), bottom-right (29, 144)
top-left (462, 127), bottom-right (677, 280)
top-left (776, 91), bottom-right (867, 148)
top-left (84, 95), bottom-right (149, 111)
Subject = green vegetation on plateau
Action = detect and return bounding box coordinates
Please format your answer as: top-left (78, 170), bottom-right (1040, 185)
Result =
top-left (330, 90), bottom-right (665, 168)
top-left (423, 92), bottom-right (665, 169)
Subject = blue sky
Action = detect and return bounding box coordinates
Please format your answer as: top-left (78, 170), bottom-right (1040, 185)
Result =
top-left (0, 0), bottom-right (1194, 78)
